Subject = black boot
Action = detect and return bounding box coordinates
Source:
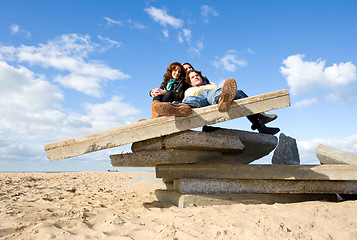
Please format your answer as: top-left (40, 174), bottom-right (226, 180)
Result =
top-left (251, 113), bottom-right (277, 130)
top-left (247, 115), bottom-right (280, 135)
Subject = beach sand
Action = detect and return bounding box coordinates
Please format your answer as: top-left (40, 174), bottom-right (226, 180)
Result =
top-left (1, 171), bottom-right (357, 240)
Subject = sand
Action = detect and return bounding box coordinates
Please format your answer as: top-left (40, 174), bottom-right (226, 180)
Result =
top-left (1, 172), bottom-right (357, 240)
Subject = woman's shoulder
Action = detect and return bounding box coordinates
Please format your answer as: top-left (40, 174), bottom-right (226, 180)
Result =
top-left (202, 76), bottom-right (210, 84)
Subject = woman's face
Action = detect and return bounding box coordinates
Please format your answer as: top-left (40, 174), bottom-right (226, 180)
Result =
top-left (171, 66), bottom-right (181, 79)
top-left (183, 64), bottom-right (193, 73)
top-left (189, 71), bottom-right (203, 86)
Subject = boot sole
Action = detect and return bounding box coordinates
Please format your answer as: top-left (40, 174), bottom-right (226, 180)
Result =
top-left (152, 102), bottom-right (192, 117)
top-left (258, 127), bottom-right (280, 135)
top-left (261, 115), bottom-right (277, 125)
top-left (218, 78), bottom-right (237, 112)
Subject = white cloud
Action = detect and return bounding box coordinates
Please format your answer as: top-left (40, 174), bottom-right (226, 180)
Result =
top-left (97, 35), bottom-right (121, 53)
top-left (53, 74), bottom-right (103, 97)
top-left (325, 87), bottom-right (357, 105)
top-left (183, 29), bottom-right (191, 43)
top-left (83, 96), bottom-right (140, 131)
top-left (0, 61), bottom-right (63, 111)
top-left (0, 33), bottom-right (129, 97)
top-left (162, 29), bottom-right (169, 38)
top-left (144, 7), bottom-right (183, 28)
top-left (0, 133), bottom-right (44, 162)
top-left (103, 17), bottom-right (123, 26)
top-left (10, 24), bottom-right (20, 34)
top-left (98, 35), bottom-right (121, 48)
top-left (212, 50), bottom-right (247, 72)
top-left (0, 61), bottom-right (66, 140)
top-left (104, 17), bottom-right (146, 30)
top-left (178, 29), bottom-right (191, 44)
top-left (201, 5), bottom-right (219, 23)
top-left (188, 40), bottom-right (204, 56)
top-left (9, 23), bottom-right (31, 38)
top-left (294, 97), bottom-right (318, 108)
top-left (281, 54), bottom-right (357, 96)
top-left (196, 40), bottom-right (204, 51)
top-left (246, 48), bottom-right (255, 54)
top-left (0, 45), bottom-right (17, 60)
top-left (126, 19), bottom-right (146, 30)
top-left (144, 6), bottom-right (204, 55)
top-left (0, 60), bottom-right (140, 165)
top-left (297, 134), bottom-right (357, 164)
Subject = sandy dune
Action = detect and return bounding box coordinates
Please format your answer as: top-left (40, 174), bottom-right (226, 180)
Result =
top-left (1, 172), bottom-right (357, 240)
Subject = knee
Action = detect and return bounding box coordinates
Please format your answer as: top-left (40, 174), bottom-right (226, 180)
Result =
top-left (161, 92), bottom-right (175, 102)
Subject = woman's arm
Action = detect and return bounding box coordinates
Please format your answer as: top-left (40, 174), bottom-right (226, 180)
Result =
top-left (150, 88), bottom-right (167, 97)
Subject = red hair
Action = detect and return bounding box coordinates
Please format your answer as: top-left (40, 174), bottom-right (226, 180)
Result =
top-left (162, 62), bottom-right (184, 86)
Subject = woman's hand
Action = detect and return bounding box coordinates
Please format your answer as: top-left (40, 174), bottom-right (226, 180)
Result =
top-left (150, 88), bottom-right (167, 97)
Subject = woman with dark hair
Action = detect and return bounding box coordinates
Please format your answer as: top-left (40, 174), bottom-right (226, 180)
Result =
top-left (182, 62), bottom-right (210, 84)
top-left (150, 62), bottom-right (190, 102)
top-left (149, 62), bottom-right (192, 118)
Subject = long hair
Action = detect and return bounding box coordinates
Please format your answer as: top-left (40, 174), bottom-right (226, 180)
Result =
top-left (182, 63), bottom-right (193, 69)
top-left (162, 62), bottom-right (184, 86)
top-left (181, 62), bottom-right (194, 79)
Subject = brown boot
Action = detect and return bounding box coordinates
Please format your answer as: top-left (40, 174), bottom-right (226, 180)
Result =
top-left (218, 78), bottom-right (237, 112)
top-left (152, 101), bottom-right (192, 117)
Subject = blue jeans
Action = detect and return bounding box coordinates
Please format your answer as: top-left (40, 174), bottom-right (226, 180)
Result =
top-left (182, 88), bottom-right (248, 108)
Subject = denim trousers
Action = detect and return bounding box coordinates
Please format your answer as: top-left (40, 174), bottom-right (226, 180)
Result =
top-left (182, 88), bottom-right (248, 108)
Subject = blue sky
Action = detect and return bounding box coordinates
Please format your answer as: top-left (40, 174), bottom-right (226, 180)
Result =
top-left (0, 0), bottom-right (356, 172)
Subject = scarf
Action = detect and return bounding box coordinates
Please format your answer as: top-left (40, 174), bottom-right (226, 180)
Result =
top-left (166, 79), bottom-right (177, 90)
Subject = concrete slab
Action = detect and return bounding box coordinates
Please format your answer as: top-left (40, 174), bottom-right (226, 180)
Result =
top-left (173, 178), bottom-right (357, 194)
top-left (45, 90), bottom-right (290, 161)
top-left (154, 189), bottom-right (338, 208)
top-left (131, 130), bottom-right (244, 153)
top-left (202, 126), bottom-right (278, 164)
top-left (156, 163), bottom-right (357, 180)
top-left (316, 144), bottom-right (357, 166)
top-left (272, 133), bottom-right (300, 165)
top-left (110, 149), bottom-right (223, 167)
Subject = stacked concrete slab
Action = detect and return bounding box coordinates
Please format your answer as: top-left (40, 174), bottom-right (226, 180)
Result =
top-left (44, 89), bottom-right (357, 207)
top-left (110, 129), bottom-right (282, 207)
top-left (165, 144), bottom-right (357, 207)
top-left (111, 129), bottom-right (278, 166)
top-left (113, 128), bottom-right (357, 208)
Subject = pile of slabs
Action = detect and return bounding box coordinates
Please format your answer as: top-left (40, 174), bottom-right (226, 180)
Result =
top-left (44, 89), bottom-right (357, 207)
top-left (111, 131), bottom-right (357, 208)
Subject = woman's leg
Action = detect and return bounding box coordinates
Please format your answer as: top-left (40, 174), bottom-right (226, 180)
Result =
top-left (153, 91), bottom-right (175, 102)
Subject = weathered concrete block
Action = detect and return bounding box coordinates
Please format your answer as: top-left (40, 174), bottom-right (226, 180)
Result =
top-left (202, 126), bottom-right (278, 164)
top-left (110, 149), bottom-right (223, 167)
top-left (45, 89), bottom-right (290, 161)
top-left (272, 133), bottom-right (300, 165)
top-left (156, 163), bottom-right (357, 180)
top-left (173, 178), bottom-right (357, 194)
top-left (131, 130), bottom-right (244, 153)
top-left (316, 144), bottom-right (357, 166)
top-left (154, 189), bottom-right (337, 208)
